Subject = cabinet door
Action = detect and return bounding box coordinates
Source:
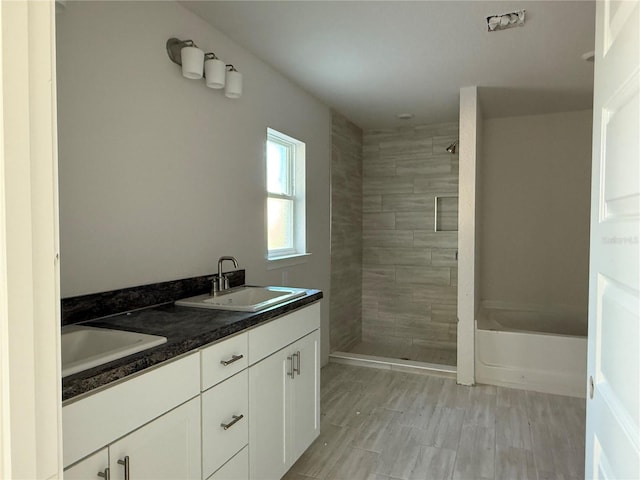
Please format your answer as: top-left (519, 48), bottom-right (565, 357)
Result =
top-left (109, 397), bottom-right (201, 480)
top-left (249, 349), bottom-right (288, 480)
top-left (289, 329), bottom-right (320, 464)
top-left (64, 448), bottom-right (109, 480)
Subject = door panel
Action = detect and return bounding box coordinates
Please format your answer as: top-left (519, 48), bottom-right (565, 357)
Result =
top-left (586, 0), bottom-right (640, 478)
top-left (109, 397), bottom-right (201, 480)
top-left (249, 350), bottom-right (288, 480)
top-left (289, 330), bottom-right (320, 463)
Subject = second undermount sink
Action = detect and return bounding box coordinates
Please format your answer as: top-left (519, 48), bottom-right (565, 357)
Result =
top-left (175, 285), bottom-right (306, 312)
top-left (61, 325), bottom-right (167, 378)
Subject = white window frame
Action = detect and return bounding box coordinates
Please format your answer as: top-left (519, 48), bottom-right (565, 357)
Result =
top-left (266, 128), bottom-right (307, 262)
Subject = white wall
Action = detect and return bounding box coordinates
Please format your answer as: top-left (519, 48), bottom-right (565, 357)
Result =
top-left (480, 110), bottom-right (592, 316)
top-left (56, 1), bottom-right (331, 361)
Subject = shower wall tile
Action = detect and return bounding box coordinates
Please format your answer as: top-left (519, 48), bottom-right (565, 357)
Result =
top-left (330, 111), bottom-right (363, 352)
top-left (432, 249), bottom-right (458, 267)
top-left (363, 230), bottom-right (414, 247)
top-left (396, 158), bottom-right (451, 176)
top-left (362, 212), bottom-right (396, 230)
top-left (364, 163), bottom-right (397, 177)
top-left (433, 134), bottom-right (460, 152)
top-left (414, 175), bottom-right (459, 193)
top-left (363, 246), bottom-right (431, 266)
top-left (363, 177), bottom-right (414, 195)
top-left (382, 194), bottom-right (434, 212)
top-left (413, 285), bottom-right (458, 305)
top-left (395, 266), bottom-right (451, 286)
top-left (362, 121), bottom-right (460, 352)
top-left (414, 232), bottom-right (458, 248)
top-left (396, 211), bottom-right (436, 230)
top-left (432, 304), bottom-right (458, 324)
top-left (363, 195), bottom-right (382, 212)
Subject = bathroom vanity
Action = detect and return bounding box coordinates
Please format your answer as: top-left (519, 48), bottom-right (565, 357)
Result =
top-left (61, 278), bottom-right (321, 480)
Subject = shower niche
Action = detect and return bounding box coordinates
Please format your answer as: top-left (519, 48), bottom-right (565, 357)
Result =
top-left (435, 196), bottom-right (458, 232)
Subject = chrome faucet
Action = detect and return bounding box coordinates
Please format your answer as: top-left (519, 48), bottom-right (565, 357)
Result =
top-left (213, 256), bottom-right (239, 295)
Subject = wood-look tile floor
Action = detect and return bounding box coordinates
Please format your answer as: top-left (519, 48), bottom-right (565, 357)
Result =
top-left (284, 363), bottom-right (586, 480)
top-left (348, 342), bottom-right (457, 367)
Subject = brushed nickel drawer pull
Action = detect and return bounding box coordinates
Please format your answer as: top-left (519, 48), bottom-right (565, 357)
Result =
top-left (220, 354), bottom-right (244, 366)
top-left (221, 414), bottom-right (244, 430)
top-left (97, 468), bottom-right (110, 480)
top-left (294, 350), bottom-right (301, 375)
top-left (117, 456), bottom-right (130, 480)
top-left (287, 355), bottom-right (295, 378)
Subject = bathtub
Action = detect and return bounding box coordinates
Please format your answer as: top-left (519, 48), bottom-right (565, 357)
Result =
top-left (475, 304), bottom-right (588, 398)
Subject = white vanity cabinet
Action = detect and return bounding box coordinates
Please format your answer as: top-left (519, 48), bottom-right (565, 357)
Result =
top-left (248, 303), bottom-right (320, 480)
top-left (63, 300), bottom-right (321, 480)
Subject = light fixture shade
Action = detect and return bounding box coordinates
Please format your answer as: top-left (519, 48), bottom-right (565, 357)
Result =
top-left (181, 46), bottom-right (204, 79)
top-left (224, 69), bottom-right (242, 98)
top-left (205, 58), bottom-right (226, 89)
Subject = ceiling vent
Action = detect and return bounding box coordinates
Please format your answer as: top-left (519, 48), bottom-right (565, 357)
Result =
top-left (487, 10), bottom-right (526, 32)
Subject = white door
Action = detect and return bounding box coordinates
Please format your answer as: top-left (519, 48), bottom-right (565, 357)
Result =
top-left (586, 1), bottom-right (640, 478)
top-left (289, 330), bottom-right (320, 463)
top-left (109, 397), bottom-right (201, 480)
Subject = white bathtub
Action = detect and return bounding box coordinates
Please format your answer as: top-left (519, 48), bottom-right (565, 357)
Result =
top-left (476, 305), bottom-right (588, 398)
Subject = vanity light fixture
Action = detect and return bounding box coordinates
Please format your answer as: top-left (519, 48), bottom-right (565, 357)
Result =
top-left (166, 37), bottom-right (242, 98)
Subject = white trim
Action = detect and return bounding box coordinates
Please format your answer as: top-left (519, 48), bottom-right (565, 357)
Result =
top-left (266, 252), bottom-right (311, 270)
top-left (0, 2), bottom-right (11, 475)
top-left (0, 1), bottom-right (61, 476)
top-left (456, 86), bottom-right (480, 386)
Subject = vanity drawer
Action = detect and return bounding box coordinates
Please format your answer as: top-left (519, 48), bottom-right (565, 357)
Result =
top-left (201, 331), bottom-right (248, 390)
top-left (248, 302), bottom-right (320, 365)
top-left (62, 352), bottom-right (200, 467)
top-left (202, 369), bottom-right (248, 478)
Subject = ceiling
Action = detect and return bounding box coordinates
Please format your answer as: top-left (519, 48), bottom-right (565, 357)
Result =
top-left (181, 1), bottom-right (596, 129)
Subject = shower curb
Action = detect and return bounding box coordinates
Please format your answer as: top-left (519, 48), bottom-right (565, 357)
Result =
top-left (329, 351), bottom-right (456, 378)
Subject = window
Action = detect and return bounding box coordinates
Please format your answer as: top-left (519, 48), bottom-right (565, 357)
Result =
top-left (266, 128), bottom-right (306, 260)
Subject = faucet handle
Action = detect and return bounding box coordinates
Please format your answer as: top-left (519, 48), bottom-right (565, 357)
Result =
top-left (211, 276), bottom-right (220, 295)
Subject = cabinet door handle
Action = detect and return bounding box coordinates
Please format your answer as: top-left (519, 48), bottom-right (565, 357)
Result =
top-left (294, 351), bottom-right (301, 375)
top-left (220, 354), bottom-right (244, 366)
top-left (220, 414), bottom-right (244, 430)
top-left (117, 456), bottom-right (130, 480)
top-left (287, 355), bottom-right (295, 378)
top-left (97, 468), bottom-right (110, 480)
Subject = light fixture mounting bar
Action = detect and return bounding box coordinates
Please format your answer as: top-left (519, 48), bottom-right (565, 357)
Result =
top-left (486, 10), bottom-right (526, 32)
top-left (166, 37), bottom-right (195, 66)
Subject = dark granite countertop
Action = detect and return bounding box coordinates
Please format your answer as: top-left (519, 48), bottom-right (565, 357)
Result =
top-left (62, 289), bottom-right (322, 403)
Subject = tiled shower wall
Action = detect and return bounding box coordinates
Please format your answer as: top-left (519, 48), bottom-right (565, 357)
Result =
top-left (362, 123), bottom-right (459, 352)
top-left (329, 111), bottom-right (363, 352)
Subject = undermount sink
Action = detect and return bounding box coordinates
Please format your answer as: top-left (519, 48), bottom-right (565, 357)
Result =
top-left (61, 325), bottom-right (167, 378)
top-left (175, 285), bottom-right (306, 312)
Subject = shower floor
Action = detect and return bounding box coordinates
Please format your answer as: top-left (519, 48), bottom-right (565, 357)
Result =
top-left (347, 341), bottom-right (457, 367)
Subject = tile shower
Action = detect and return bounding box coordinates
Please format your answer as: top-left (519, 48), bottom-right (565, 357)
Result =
top-left (330, 114), bottom-right (459, 367)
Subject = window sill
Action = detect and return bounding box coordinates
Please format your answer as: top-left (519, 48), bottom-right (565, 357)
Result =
top-left (266, 253), bottom-right (311, 270)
